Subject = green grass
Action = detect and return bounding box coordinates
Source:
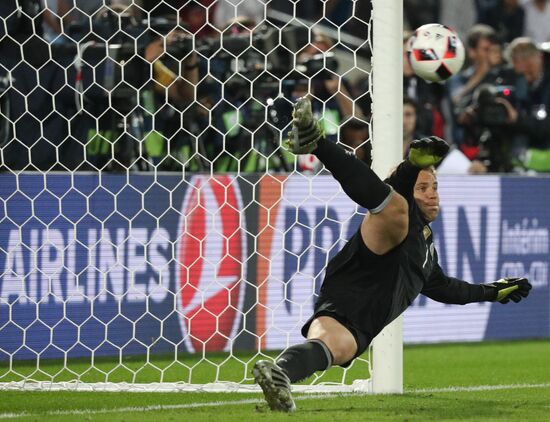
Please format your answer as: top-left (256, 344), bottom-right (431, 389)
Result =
top-left (1, 340), bottom-right (550, 421)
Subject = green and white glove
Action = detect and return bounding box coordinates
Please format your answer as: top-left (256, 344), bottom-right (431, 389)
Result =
top-left (484, 277), bottom-right (532, 304)
top-left (408, 136), bottom-right (450, 168)
top-left (286, 97), bottom-right (324, 154)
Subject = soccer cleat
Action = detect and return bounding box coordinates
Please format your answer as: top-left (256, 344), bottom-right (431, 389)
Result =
top-left (253, 360), bottom-right (296, 412)
top-left (286, 97), bottom-right (324, 154)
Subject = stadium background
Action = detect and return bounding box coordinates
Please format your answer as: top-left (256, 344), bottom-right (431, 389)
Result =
top-left (1, 173), bottom-right (548, 361)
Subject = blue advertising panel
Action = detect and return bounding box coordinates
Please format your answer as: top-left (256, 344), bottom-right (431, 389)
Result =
top-left (1, 174), bottom-right (549, 361)
top-left (0, 173), bottom-right (252, 360)
top-left (486, 177), bottom-right (549, 339)
top-left (0, 174), bottom-right (185, 360)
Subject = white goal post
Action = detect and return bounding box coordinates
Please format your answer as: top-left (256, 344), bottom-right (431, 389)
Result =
top-left (0, 0), bottom-right (403, 394)
top-left (371, 0), bottom-right (404, 394)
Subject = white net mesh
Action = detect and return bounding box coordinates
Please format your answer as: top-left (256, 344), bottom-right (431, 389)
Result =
top-left (0, 0), bottom-right (394, 392)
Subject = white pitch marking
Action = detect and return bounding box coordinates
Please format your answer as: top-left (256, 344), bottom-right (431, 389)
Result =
top-left (411, 382), bottom-right (550, 393)
top-left (1, 383), bottom-right (550, 419)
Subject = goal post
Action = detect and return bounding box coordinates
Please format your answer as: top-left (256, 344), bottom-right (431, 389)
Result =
top-left (371, 0), bottom-right (404, 394)
top-left (0, 0), bottom-right (403, 394)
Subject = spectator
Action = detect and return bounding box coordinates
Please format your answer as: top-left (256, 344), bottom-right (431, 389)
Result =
top-left (340, 118), bottom-right (371, 166)
top-left (476, 0), bottom-right (500, 23)
top-left (447, 25), bottom-right (504, 152)
top-left (197, 18), bottom-right (295, 173)
top-left (145, 34), bottom-right (197, 106)
top-left (439, 0), bottom-right (477, 41)
top-left (499, 37), bottom-right (550, 171)
top-left (0, 0), bottom-right (82, 171)
top-left (180, 1), bottom-right (218, 38)
top-left (403, 31), bottom-right (446, 138)
top-left (449, 25), bottom-right (501, 110)
top-left (446, 26), bottom-right (517, 172)
top-left (289, 28), bottom-right (366, 172)
top-left (213, 0), bottom-right (267, 30)
top-left (57, 0), bottom-right (103, 30)
top-left (479, 0), bottom-right (525, 44)
top-left (142, 26), bottom-right (200, 169)
top-left (294, 29), bottom-right (366, 131)
top-left (522, 0), bottom-right (550, 44)
top-left (42, 0), bottom-right (63, 42)
top-left (69, 5), bottom-right (199, 171)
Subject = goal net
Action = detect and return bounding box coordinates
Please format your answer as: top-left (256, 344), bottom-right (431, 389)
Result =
top-left (0, 0), bottom-right (402, 393)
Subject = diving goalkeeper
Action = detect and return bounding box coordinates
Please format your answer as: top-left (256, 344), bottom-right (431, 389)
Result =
top-left (253, 97), bottom-right (532, 412)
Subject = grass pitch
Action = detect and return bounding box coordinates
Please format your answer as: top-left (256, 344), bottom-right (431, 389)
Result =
top-left (1, 340), bottom-right (549, 421)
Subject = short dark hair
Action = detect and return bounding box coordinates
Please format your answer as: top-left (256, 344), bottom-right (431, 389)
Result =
top-left (403, 96), bottom-right (419, 112)
top-left (466, 24), bottom-right (499, 49)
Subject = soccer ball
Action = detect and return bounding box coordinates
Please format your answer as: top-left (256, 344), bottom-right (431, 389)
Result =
top-left (407, 23), bottom-right (465, 83)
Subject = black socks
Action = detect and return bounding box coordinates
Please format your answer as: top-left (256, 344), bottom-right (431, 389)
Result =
top-left (313, 138), bottom-right (393, 213)
top-left (276, 339), bottom-right (334, 383)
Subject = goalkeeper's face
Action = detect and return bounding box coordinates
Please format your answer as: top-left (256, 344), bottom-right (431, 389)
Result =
top-left (413, 169), bottom-right (440, 222)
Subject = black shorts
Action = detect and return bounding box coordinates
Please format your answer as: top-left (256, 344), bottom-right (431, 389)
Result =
top-left (301, 300), bottom-right (371, 368)
top-left (299, 230), bottom-right (402, 368)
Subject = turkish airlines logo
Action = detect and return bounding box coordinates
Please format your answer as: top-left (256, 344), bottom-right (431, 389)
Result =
top-left (177, 176), bottom-right (246, 352)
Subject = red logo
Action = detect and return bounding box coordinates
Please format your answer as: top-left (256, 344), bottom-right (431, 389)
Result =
top-left (177, 176), bottom-right (246, 352)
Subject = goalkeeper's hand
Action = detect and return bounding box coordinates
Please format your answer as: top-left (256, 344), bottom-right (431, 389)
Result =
top-left (408, 136), bottom-right (450, 168)
top-left (484, 277), bottom-right (532, 304)
top-left (286, 97), bottom-right (324, 154)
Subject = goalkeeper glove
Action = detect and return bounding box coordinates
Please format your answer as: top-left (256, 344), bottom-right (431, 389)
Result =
top-left (408, 136), bottom-right (450, 168)
top-left (286, 97), bottom-right (324, 154)
top-left (484, 277), bottom-right (532, 304)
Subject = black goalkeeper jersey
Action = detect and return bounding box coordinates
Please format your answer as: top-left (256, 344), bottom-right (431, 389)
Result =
top-left (309, 166), bottom-right (489, 344)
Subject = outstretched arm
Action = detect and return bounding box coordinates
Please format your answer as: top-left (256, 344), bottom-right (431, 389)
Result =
top-left (290, 97), bottom-right (393, 213)
top-left (288, 97), bottom-right (450, 255)
top-left (422, 263), bottom-right (494, 305)
top-left (289, 98), bottom-right (450, 212)
top-left (312, 137), bottom-right (394, 212)
top-left (423, 262), bottom-right (532, 305)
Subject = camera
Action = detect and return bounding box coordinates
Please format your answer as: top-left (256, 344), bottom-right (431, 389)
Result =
top-left (473, 83), bottom-right (515, 127)
top-left (296, 52), bottom-right (339, 79)
top-left (65, 9), bottom-right (174, 112)
top-left (193, 24), bottom-right (309, 80)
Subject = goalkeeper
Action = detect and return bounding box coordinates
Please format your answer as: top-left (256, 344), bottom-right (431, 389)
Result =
top-left (253, 97), bottom-right (532, 412)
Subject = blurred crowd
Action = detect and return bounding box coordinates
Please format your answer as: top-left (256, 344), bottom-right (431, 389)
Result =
top-left (1, 0), bottom-right (550, 174)
top-left (405, 0), bottom-right (550, 173)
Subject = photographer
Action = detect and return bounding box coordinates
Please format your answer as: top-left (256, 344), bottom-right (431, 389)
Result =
top-left (0, 0), bottom-right (82, 171)
top-left (142, 26), bottom-right (199, 169)
top-left (448, 25), bottom-right (511, 170)
top-left (290, 28), bottom-right (366, 172)
top-left (403, 31), bottom-right (445, 138)
top-left (200, 20), bottom-right (310, 173)
top-left (293, 30), bottom-right (365, 130)
top-left (448, 25), bottom-right (504, 140)
top-left (496, 37), bottom-right (550, 171)
top-left (72, 6), bottom-right (199, 170)
top-left (145, 32), bottom-right (197, 106)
